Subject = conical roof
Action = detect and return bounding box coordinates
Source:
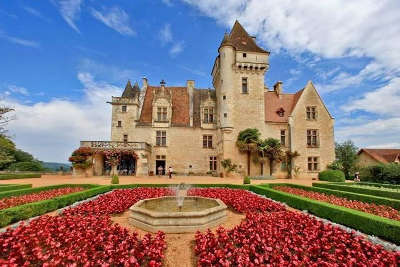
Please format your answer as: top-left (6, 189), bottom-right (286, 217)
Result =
top-left (121, 80), bottom-right (140, 98)
top-left (228, 20), bottom-right (268, 53)
top-left (219, 32), bottom-right (234, 49)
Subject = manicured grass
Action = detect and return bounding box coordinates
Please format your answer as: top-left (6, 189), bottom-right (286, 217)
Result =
top-left (313, 182), bottom-right (400, 200)
top-left (0, 173), bottom-right (41, 180)
top-left (250, 184), bottom-right (400, 244)
top-left (0, 184), bottom-right (32, 192)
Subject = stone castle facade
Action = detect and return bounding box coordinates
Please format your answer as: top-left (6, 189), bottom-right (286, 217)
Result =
top-left (77, 21), bottom-right (335, 178)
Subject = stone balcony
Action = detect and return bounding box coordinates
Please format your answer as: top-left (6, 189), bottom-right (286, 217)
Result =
top-left (80, 141), bottom-right (151, 152)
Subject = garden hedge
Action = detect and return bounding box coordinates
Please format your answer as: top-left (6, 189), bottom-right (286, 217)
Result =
top-left (0, 173), bottom-right (41, 180)
top-left (0, 184), bottom-right (98, 199)
top-left (318, 169), bottom-right (345, 182)
top-left (0, 185), bottom-right (110, 227)
top-left (0, 184), bottom-right (32, 192)
top-left (313, 183), bottom-right (400, 200)
top-left (264, 183), bottom-right (400, 210)
top-left (250, 185), bottom-right (400, 244)
top-left (109, 184), bottom-right (250, 190)
top-left (336, 182), bottom-right (400, 190)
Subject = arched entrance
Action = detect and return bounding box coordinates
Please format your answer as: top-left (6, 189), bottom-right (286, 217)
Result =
top-left (100, 150), bottom-right (138, 176)
top-left (118, 153), bottom-right (137, 175)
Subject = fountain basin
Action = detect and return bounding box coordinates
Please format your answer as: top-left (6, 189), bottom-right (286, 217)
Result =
top-left (129, 196), bottom-right (227, 233)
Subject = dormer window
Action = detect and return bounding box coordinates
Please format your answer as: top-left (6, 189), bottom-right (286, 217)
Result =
top-left (277, 108), bottom-right (285, 117)
top-left (203, 107), bottom-right (214, 123)
top-left (157, 107), bottom-right (168, 122)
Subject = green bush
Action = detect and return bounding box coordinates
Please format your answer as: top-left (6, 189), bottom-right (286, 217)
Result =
top-left (318, 169), bottom-right (345, 182)
top-left (250, 185), bottom-right (400, 244)
top-left (243, 176), bottom-right (251, 184)
top-left (360, 163), bottom-right (400, 184)
top-left (268, 183), bottom-right (400, 210)
top-left (7, 161), bottom-right (45, 172)
top-left (313, 183), bottom-right (400, 200)
top-left (0, 185), bottom-right (110, 227)
top-left (0, 184), bottom-right (98, 199)
top-left (0, 173), bottom-right (41, 180)
top-left (0, 184), bottom-right (32, 192)
top-left (111, 175), bottom-right (119, 184)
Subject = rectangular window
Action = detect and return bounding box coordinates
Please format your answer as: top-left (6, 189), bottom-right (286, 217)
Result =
top-left (307, 129), bottom-right (319, 147)
top-left (243, 53), bottom-right (247, 58)
top-left (308, 157), bottom-right (319, 171)
top-left (203, 107), bottom-right (214, 123)
top-left (122, 105), bottom-right (127, 112)
top-left (281, 161), bottom-right (287, 171)
top-left (306, 106), bottom-right (317, 120)
top-left (123, 134), bottom-right (128, 142)
top-left (224, 113), bottom-right (227, 118)
top-left (280, 130), bottom-right (286, 146)
top-left (203, 135), bottom-right (213, 148)
top-left (117, 121), bottom-right (122, 127)
top-left (209, 156), bottom-right (217, 171)
top-left (242, 77), bottom-right (248, 94)
top-left (156, 131), bottom-right (166, 146)
top-left (157, 107), bottom-right (168, 121)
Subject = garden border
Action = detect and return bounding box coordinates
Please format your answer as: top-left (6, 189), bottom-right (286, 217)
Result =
top-left (313, 182), bottom-right (400, 200)
top-left (0, 184), bottom-right (98, 199)
top-left (0, 184), bottom-right (32, 192)
top-left (0, 173), bottom-right (41, 180)
top-left (0, 185), bottom-right (110, 227)
top-left (250, 184), bottom-right (400, 244)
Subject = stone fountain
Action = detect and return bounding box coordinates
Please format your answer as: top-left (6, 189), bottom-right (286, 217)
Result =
top-left (129, 183), bottom-right (227, 233)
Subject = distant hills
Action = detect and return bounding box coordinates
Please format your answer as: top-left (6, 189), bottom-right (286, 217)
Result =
top-left (42, 162), bottom-right (71, 171)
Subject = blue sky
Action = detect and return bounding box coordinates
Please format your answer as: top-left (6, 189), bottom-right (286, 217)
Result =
top-left (1, 0), bottom-right (399, 163)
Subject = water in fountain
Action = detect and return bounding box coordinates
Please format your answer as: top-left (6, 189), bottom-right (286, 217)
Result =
top-left (173, 183), bottom-right (191, 211)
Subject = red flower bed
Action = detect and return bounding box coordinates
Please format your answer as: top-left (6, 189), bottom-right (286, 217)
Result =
top-left (0, 188), bottom-right (172, 266)
top-left (0, 215), bottom-right (166, 266)
top-left (195, 211), bottom-right (400, 266)
top-left (0, 187), bottom-right (84, 210)
top-left (189, 188), bottom-right (286, 213)
top-left (275, 186), bottom-right (400, 221)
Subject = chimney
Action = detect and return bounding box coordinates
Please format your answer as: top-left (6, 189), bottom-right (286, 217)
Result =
top-left (274, 81), bottom-right (283, 96)
top-left (187, 80), bottom-right (195, 127)
top-left (251, 36), bottom-right (256, 42)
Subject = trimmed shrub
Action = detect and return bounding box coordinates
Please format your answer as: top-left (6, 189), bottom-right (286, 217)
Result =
top-left (313, 183), bottom-right (400, 200)
top-left (7, 161), bottom-right (44, 172)
top-left (360, 163), bottom-right (400, 184)
top-left (0, 185), bottom-right (110, 227)
top-left (0, 184), bottom-right (32, 192)
top-left (0, 173), bottom-right (41, 180)
top-left (0, 184), bottom-right (97, 199)
top-left (250, 185), bottom-right (400, 244)
top-left (318, 169), bottom-right (345, 182)
top-left (243, 176), bottom-right (251, 184)
top-left (111, 175), bottom-right (119, 184)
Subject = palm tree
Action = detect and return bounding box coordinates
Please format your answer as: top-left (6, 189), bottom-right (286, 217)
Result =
top-left (259, 138), bottom-right (284, 176)
top-left (285, 150), bottom-right (300, 178)
top-left (237, 128), bottom-right (261, 175)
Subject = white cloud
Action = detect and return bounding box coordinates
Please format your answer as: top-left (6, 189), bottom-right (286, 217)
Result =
top-left (342, 77), bottom-right (400, 116)
top-left (169, 41), bottom-right (184, 57)
top-left (6, 85), bottom-right (29, 96)
top-left (159, 24), bottom-right (173, 45)
top-left (91, 6), bottom-right (135, 36)
top-left (3, 73), bottom-right (122, 163)
top-left (0, 30), bottom-right (39, 48)
top-left (78, 58), bottom-right (137, 83)
top-left (162, 0), bottom-right (173, 6)
top-left (54, 0), bottom-right (83, 33)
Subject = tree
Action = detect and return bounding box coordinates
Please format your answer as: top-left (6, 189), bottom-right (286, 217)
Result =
top-left (258, 138), bottom-right (284, 176)
top-left (334, 140), bottom-right (359, 179)
top-left (285, 150), bottom-right (300, 178)
top-left (237, 128), bottom-right (261, 175)
top-left (0, 135), bottom-right (16, 169)
top-left (0, 105), bottom-right (14, 136)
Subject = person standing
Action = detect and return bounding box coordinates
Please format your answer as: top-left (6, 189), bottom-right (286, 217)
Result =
top-left (168, 166), bottom-right (173, 179)
top-left (157, 165), bottom-right (163, 177)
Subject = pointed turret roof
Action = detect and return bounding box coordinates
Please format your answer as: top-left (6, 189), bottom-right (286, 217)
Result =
top-left (122, 80), bottom-right (140, 98)
top-left (219, 32), bottom-right (234, 49)
top-left (228, 20), bottom-right (268, 54)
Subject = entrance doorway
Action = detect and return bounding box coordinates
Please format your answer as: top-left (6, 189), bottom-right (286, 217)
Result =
top-left (118, 154), bottom-right (136, 175)
top-left (156, 160), bottom-right (166, 175)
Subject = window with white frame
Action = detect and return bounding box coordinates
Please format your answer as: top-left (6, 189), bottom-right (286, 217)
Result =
top-left (157, 107), bottom-right (168, 121)
top-left (203, 107), bottom-right (214, 123)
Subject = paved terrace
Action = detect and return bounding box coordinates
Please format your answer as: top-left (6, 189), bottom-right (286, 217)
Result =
top-left (0, 174), bottom-right (322, 187)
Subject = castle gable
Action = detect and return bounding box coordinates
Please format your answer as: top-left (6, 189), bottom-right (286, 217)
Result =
top-left (264, 89), bottom-right (303, 123)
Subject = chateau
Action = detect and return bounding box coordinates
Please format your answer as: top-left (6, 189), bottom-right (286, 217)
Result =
top-left (76, 21), bottom-right (335, 178)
